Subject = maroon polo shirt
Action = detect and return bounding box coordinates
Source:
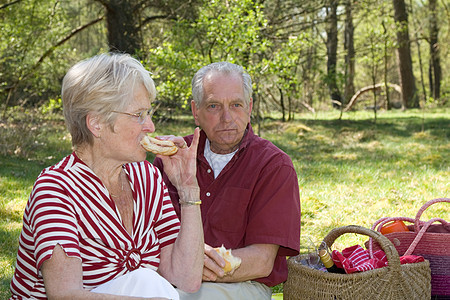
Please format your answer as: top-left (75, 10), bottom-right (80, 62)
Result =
top-left (153, 124), bottom-right (301, 287)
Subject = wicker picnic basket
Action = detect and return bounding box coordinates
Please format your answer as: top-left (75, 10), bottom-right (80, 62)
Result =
top-left (284, 225), bottom-right (431, 300)
top-left (368, 198), bottom-right (450, 298)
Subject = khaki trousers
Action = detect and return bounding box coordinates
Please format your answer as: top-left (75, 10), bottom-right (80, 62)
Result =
top-left (177, 281), bottom-right (272, 300)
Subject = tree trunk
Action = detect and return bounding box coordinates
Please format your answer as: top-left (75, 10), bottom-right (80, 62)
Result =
top-left (302, 43), bottom-right (316, 108)
top-left (392, 0), bottom-right (419, 108)
top-left (278, 86), bottom-right (286, 122)
top-left (382, 20), bottom-right (391, 110)
top-left (343, 0), bottom-right (355, 106)
top-left (97, 0), bottom-right (141, 55)
top-left (370, 36), bottom-right (378, 122)
top-left (409, 0), bottom-right (427, 105)
top-left (326, 0), bottom-right (342, 108)
top-left (428, 0), bottom-right (441, 100)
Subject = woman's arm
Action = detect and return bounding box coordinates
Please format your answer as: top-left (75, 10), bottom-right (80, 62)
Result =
top-left (156, 128), bottom-right (204, 292)
top-left (42, 244), bottom-right (167, 299)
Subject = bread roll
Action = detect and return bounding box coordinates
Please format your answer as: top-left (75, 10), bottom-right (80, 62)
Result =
top-left (140, 135), bottom-right (178, 156)
top-left (214, 245), bottom-right (241, 274)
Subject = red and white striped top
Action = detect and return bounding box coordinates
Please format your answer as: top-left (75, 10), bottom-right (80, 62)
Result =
top-left (10, 153), bottom-right (180, 299)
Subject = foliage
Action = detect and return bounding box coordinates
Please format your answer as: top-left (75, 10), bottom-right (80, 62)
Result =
top-left (263, 34), bottom-right (310, 118)
top-left (0, 1), bottom-right (88, 109)
top-left (0, 108), bottom-right (449, 297)
top-left (146, 0), bottom-right (271, 112)
top-left (356, 2), bottom-right (396, 81)
top-left (40, 97), bottom-right (62, 114)
top-left (0, 0), bottom-right (449, 116)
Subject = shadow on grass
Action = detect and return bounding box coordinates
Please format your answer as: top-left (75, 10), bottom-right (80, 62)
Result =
top-left (269, 116), bottom-right (448, 163)
top-left (0, 278), bottom-right (12, 299)
top-left (300, 116), bottom-right (449, 139)
top-left (260, 116), bottom-right (450, 212)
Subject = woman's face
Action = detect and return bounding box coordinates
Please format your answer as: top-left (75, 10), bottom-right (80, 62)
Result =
top-left (99, 84), bottom-right (155, 164)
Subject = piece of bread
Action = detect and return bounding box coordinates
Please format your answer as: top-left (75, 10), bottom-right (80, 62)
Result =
top-left (214, 245), bottom-right (242, 274)
top-left (140, 135), bottom-right (178, 156)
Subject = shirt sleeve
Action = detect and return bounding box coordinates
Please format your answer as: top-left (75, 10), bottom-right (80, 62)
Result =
top-left (28, 175), bottom-right (81, 273)
top-left (245, 156), bottom-right (301, 256)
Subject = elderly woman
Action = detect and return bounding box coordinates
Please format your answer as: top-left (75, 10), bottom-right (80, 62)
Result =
top-left (10, 53), bottom-right (203, 299)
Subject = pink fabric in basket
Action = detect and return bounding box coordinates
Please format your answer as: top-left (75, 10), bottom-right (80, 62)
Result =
top-left (332, 245), bottom-right (424, 274)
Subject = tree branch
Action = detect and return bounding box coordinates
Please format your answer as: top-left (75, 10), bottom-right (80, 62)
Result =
top-left (0, 0), bottom-right (23, 10)
top-left (30, 15), bottom-right (104, 76)
top-left (344, 83), bottom-right (402, 112)
top-left (141, 14), bottom-right (174, 26)
top-left (2, 15), bottom-right (105, 116)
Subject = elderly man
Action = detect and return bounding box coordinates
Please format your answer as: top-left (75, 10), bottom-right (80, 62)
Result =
top-left (154, 62), bottom-right (301, 299)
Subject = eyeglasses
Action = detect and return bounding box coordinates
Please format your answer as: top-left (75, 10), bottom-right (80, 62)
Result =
top-left (112, 104), bottom-right (159, 124)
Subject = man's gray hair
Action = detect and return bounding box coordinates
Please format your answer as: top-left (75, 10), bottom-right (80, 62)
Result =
top-left (191, 62), bottom-right (252, 107)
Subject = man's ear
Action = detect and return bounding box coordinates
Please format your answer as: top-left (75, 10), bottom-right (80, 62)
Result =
top-left (191, 100), bottom-right (200, 126)
top-left (86, 112), bottom-right (102, 138)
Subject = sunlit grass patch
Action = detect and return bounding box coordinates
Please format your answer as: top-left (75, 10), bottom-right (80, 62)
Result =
top-left (283, 123), bottom-right (313, 135)
top-left (332, 152), bottom-right (358, 160)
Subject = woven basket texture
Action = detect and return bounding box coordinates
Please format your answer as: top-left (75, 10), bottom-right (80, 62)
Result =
top-left (369, 198), bottom-right (450, 296)
top-left (284, 225), bottom-right (431, 300)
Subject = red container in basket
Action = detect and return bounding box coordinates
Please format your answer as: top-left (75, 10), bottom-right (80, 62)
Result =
top-left (380, 220), bottom-right (409, 235)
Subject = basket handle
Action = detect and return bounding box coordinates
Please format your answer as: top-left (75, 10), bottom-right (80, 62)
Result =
top-left (414, 198), bottom-right (449, 233)
top-left (368, 217), bottom-right (414, 258)
top-left (403, 217), bottom-right (448, 255)
top-left (371, 216), bottom-right (415, 232)
top-left (369, 198), bottom-right (449, 257)
top-left (323, 225), bottom-right (401, 272)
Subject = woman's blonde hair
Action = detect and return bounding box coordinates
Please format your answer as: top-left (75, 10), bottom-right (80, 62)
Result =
top-left (62, 53), bottom-right (156, 147)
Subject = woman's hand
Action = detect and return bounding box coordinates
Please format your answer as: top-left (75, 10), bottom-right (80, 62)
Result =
top-left (157, 128), bottom-right (200, 200)
top-left (156, 128), bottom-right (204, 292)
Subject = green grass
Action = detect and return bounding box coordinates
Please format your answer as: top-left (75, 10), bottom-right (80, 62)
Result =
top-left (261, 108), bottom-right (449, 248)
top-left (1, 107), bottom-right (449, 298)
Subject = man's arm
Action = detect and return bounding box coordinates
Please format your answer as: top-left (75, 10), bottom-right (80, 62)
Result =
top-left (202, 243), bottom-right (279, 282)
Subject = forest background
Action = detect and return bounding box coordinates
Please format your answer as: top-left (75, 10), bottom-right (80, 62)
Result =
top-left (0, 0), bottom-right (449, 297)
top-left (1, 0), bottom-right (449, 118)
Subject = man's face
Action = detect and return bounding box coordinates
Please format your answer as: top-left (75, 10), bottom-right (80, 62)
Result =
top-left (192, 72), bottom-right (252, 154)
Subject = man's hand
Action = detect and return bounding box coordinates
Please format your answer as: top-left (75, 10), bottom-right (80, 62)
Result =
top-left (202, 243), bottom-right (280, 283)
top-left (202, 244), bottom-right (226, 281)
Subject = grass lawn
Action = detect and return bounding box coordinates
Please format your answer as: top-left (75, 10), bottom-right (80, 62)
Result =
top-left (1, 107), bottom-right (449, 298)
